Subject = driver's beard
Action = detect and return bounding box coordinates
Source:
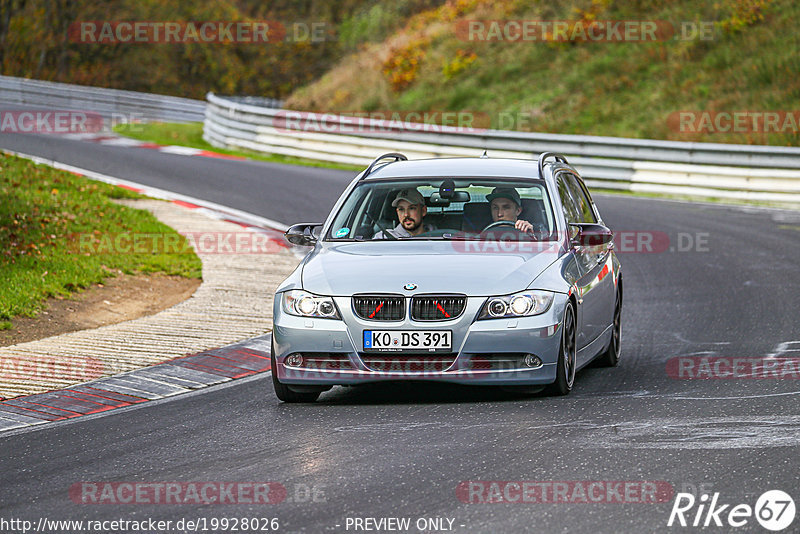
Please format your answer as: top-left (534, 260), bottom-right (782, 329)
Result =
top-left (403, 218), bottom-right (422, 233)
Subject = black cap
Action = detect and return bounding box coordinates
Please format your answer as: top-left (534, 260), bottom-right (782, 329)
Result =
top-left (486, 187), bottom-right (521, 207)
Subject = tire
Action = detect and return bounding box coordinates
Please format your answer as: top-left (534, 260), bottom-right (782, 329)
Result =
top-left (547, 301), bottom-right (577, 396)
top-left (595, 287), bottom-right (622, 368)
top-left (270, 343), bottom-right (321, 403)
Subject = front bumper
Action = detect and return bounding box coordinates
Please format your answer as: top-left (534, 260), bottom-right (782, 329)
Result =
top-left (272, 294), bottom-right (567, 386)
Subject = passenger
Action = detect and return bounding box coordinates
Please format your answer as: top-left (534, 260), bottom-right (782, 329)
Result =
top-left (374, 188), bottom-right (435, 239)
top-left (486, 187), bottom-right (534, 233)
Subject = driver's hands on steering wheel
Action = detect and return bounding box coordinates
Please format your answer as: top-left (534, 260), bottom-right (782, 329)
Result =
top-left (482, 219), bottom-right (534, 233)
top-left (514, 219), bottom-right (534, 233)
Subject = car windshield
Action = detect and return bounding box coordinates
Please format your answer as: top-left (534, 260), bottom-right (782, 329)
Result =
top-left (326, 178), bottom-right (556, 241)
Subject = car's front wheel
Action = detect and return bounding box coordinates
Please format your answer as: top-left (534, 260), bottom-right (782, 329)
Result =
top-left (270, 342), bottom-right (322, 403)
top-left (547, 301), bottom-right (576, 396)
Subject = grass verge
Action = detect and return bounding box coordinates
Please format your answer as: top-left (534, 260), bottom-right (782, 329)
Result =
top-left (0, 152), bottom-right (202, 321)
top-left (114, 122), bottom-right (363, 172)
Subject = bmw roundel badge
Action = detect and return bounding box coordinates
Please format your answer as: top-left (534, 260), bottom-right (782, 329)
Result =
top-left (404, 283), bottom-right (417, 291)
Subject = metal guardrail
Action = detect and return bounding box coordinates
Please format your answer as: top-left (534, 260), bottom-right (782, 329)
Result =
top-left (203, 93), bottom-right (800, 204)
top-left (0, 76), bottom-right (205, 123)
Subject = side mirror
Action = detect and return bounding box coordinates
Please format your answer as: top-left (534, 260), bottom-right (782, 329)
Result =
top-left (569, 223), bottom-right (613, 248)
top-left (285, 223), bottom-right (323, 246)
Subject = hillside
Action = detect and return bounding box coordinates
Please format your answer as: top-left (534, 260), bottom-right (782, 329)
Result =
top-left (286, 0), bottom-right (800, 146)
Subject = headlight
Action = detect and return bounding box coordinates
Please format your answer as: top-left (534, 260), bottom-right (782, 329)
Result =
top-left (282, 290), bottom-right (341, 319)
top-left (478, 290), bottom-right (554, 319)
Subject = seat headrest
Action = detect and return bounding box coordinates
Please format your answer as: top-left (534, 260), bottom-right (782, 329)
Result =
top-left (462, 202), bottom-right (492, 232)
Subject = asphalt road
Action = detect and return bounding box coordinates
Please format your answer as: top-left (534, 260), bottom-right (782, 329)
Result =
top-left (1, 131), bottom-right (799, 534)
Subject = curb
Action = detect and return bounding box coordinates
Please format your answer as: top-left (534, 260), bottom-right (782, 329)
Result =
top-left (0, 151), bottom-right (303, 431)
top-left (0, 335), bottom-right (272, 432)
top-left (59, 131), bottom-right (249, 161)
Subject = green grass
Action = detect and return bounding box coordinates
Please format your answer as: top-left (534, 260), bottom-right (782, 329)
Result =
top-left (0, 153), bottom-right (202, 321)
top-left (113, 122), bottom-right (363, 172)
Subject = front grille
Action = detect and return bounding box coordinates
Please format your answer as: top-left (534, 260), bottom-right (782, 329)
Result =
top-left (411, 295), bottom-right (466, 321)
top-left (353, 295), bottom-right (405, 321)
top-left (360, 354), bottom-right (457, 373)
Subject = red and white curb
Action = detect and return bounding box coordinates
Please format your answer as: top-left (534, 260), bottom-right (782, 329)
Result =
top-left (0, 336), bottom-right (273, 432)
top-left (59, 132), bottom-right (248, 161)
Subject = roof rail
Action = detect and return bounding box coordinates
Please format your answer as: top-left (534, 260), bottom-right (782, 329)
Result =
top-left (537, 152), bottom-right (569, 178)
top-left (360, 153), bottom-right (408, 180)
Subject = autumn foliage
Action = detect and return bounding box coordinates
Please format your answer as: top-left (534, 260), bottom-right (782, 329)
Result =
top-left (0, 0), bottom-right (434, 99)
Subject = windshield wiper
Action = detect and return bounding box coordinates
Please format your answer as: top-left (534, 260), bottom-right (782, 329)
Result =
top-left (441, 233), bottom-right (481, 240)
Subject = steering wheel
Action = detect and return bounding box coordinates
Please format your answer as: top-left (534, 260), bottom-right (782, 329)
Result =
top-left (481, 220), bottom-right (519, 232)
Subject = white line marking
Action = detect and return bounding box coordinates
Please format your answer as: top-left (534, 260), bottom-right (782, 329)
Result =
top-left (98, 137), bottom-right (146, 147)
top-left (158, 145), bottom-right (203, 155)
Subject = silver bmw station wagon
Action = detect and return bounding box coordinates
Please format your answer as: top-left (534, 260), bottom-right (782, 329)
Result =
top-left (271, 153), bottom-right (622, 402)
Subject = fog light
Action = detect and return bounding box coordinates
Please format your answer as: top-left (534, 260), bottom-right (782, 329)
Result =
top-left (523, 354), bottom-right (542, 368)
top-left (285, 354), bottom-right (304, 367)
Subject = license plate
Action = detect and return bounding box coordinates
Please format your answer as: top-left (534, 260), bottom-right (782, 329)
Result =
top-left (363, 330), bottom-right (452, 352)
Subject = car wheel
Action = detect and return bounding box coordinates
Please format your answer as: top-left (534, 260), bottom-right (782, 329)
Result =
top-left (547, 301), bottom-right (576, 396)
top-left (596, 287), bottom-right (622, 367)
top-left (270, 342), bottom-right (321, 403)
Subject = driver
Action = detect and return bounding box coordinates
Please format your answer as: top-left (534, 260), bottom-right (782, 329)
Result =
top-left (486, 187), bottom-right (534, 233)
top-left (374, 188), bottom-right (436, 239)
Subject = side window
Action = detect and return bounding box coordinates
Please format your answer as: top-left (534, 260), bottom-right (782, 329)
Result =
top-left (564, 173), bottom-right (597, 223)
top-left (556, 174), bottom-right (581, 224)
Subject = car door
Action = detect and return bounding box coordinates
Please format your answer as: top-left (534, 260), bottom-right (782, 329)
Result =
top-left (570, 175), bottom-right (616, 341)
top-left (556, 172), bottom-right (614, 353)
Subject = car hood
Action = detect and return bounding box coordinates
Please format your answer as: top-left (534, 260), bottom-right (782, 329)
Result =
top-left (301, 241), bottom-right (562, 296)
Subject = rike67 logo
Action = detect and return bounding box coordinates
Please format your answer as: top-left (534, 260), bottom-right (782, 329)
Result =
top-left (668, 490), bottom-right (795, 531)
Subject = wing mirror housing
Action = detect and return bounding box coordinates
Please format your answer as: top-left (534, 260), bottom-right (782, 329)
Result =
top-left (285, 223), bottom-right (323, 246)
top-left (569, 223), bottom-right (613, 248)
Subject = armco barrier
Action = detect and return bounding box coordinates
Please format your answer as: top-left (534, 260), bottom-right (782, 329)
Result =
top-left (0, 75), bottom-right (205, 123)
top-left (203, 93), bottom-right (800, 204)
